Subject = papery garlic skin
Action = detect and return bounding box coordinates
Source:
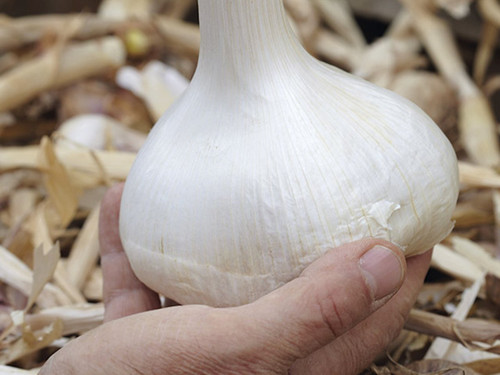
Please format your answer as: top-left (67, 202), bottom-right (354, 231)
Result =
top-left (120, 0), bottom-right (459, 307)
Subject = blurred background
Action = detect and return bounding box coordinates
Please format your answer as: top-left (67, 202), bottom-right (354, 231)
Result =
top-left (0, 0), bottom-right (100, 16)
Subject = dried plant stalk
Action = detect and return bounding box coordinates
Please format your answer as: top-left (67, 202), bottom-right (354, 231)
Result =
top-left (0, 53), bottom-right (17, 75)
top-left (0, 145), bottom-right (135, 189)
top-left (154, 17), bottom-right (200, 58)
top-left (484, 75), bottom-right (500, 97)
top-left (8, 189), bottom-right (38, 229)
top-left (458, 161), bottom-right (500, 189)
top-left (163, 0), bottom-right (196, 19)
top-left (474, 21), bottom-right (498, 85)
top-left (313, 0), bottom-right (365, 49)
top-left (406, 309), bottom-right (500, 352)
top-left (452, 203), bottom-right (493, 228)
top-left (314, 29), bottom-right (357, 69)
top-left (475, 0), bottom-right (500, 87)
top-left (424, 278), bottom-right (483, 360)
top-left (458, 95), bottom-right (500, 167)
top-left (0, 14), bottom-right (120, 52)
top-left (24, 304), bottom-right (104, 336)
top-left (451, 236), bottom-right (500, 278)
top-left (0, 37), bottom-right (126, 113)
top-left (0, 245), bottom-right (69, 308)
top-left (65, 205), bottom-right (100, 291)
top-left (284, 0), bottom-right (320, 51)
top-left (479, 0), bottom-right (500, 27)
top-left (386, 10), bottom-right (415, 39)
top-left (432, 244), bottom-right (485, 283)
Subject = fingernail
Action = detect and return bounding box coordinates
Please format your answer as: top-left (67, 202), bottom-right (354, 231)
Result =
top-left (359, 246), bottom-right (404, 301)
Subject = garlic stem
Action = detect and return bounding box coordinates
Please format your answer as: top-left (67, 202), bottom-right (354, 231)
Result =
top-left (195, 0), bottom-right (307, 87)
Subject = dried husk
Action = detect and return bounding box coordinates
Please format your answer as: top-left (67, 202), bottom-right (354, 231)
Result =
top-left (0, 37), bottom-right (126, 113)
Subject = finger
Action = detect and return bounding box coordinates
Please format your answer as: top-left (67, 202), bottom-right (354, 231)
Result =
top-left (233, 238), bottom-right (406, 370)
top-left (100, 183), bottom-right (161, 322)
top-left (290, 250), bottom-right (432, 375)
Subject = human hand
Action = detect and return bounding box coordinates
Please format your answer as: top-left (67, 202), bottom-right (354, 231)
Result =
top-left (40, 184), bottom-right (431, 375)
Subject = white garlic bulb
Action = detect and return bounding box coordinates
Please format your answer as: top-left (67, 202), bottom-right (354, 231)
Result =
top-left (120, 0), bottom-right (459, 307)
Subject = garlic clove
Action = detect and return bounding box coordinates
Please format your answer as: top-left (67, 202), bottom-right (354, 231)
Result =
top-left (56, 114), bottom-right (146, 152)
top-left (119, 0), bottom-right (459, 307)
top-left (116, 61), bottom-right (189, 121)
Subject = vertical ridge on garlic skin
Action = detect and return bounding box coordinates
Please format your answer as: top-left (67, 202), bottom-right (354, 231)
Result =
top-left (120, 0), bottom-right (458, 306)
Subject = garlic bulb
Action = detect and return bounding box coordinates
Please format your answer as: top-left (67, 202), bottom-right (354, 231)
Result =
top-left (57, 114), bottom-right (146, 152)
top-left (120, 0), bottom-right (459, 307)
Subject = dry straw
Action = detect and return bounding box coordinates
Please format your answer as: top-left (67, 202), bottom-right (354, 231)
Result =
top-left (0, 0), bottom-right (499, 373)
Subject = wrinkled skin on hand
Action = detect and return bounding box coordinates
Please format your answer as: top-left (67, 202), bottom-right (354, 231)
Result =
top-left (40, 184), bottom-right (431, 375)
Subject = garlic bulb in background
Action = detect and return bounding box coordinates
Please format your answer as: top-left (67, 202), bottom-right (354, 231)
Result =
top-left (120, 0), bottom-right (459, 307)
top-left (57, 114), bottom-right (146, 152)
top-left (116, 61), bottom-right (189, 121)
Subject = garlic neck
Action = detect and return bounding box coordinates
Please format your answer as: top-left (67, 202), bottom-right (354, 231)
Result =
top-left (193, 0), bottom-right (308, 91)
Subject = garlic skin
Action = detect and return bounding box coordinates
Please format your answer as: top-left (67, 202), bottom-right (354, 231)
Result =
top-left (120, 0), bottom-right (459, 307)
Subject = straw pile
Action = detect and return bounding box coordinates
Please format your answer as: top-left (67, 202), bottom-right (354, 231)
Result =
top-left (0, 0), bottom-right (499, 373)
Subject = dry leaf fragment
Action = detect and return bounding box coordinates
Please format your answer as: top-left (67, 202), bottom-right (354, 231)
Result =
top-left (25, 244), bottom-right (60, 313)
top-left (0, 320), bottom-right (63, 365)
top-left (38, 137), bottom-right (80, 229)
top-left (466, 357), bottom-right (500, 374)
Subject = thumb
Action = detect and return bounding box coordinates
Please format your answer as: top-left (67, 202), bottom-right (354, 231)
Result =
top-left (238, 238), bottom-right (406, 369)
